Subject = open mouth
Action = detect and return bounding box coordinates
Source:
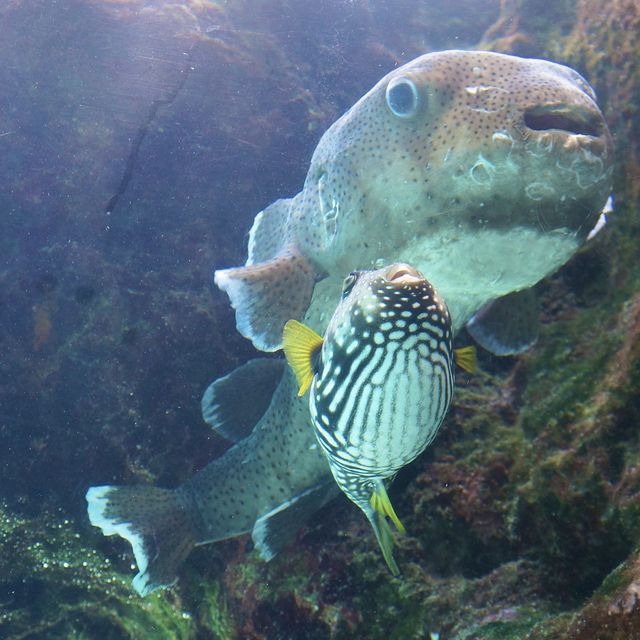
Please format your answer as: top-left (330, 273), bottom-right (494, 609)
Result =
top-left (387, 264), bottom-right (423, 284)
top-left (524, 104), bottom-right (602, 137)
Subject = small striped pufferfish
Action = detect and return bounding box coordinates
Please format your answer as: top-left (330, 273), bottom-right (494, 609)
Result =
top-left (283, 263), bottom-right (475, 575)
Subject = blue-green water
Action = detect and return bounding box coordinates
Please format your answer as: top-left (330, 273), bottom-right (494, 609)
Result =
top-left (1, 1), bottom-right (639, 638)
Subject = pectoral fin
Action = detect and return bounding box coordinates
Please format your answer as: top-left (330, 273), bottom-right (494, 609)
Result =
top-left (201, 358), bottom-right (285, 442)
top-left (466, 288), bottom-right (539, 356)
top-left (252, 481), bottom-right (339, 561)
top-left (215, 247), bottom-right (318, 352)
top-left (282, 319), bottom-right (324, 396)
top-left (454, 346), bottom-right (477, 373)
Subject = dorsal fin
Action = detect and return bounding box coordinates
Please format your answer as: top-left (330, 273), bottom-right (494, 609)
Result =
top-left (201, 358), bottom-right (284, 442)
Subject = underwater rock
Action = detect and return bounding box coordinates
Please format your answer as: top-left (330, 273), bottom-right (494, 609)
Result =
top-left (1, 0), bottom-right (640, 637)
top-left (0, 501), bottom-right (207, 639)
top-left (201, 1), bottom-right (640, 638)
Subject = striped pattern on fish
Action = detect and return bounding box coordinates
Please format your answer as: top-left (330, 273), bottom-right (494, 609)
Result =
top-left (86, 49), bottom-right (613, 596)
top-left (312, 273), bottom-right (453, 474)
top-left (284, 264), bottom-right (460, 574)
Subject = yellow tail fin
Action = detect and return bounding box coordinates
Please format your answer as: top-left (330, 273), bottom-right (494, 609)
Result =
top-left (282, 319), bottom-right (324, 396)
top-left (371, 510), bottom-right (400, 576)
top-left (370, 482), bottom-right (405, 533)
top-left (368, 482), bottom-right (405, 576)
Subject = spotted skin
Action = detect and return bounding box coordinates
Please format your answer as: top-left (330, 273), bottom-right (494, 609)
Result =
top-left (186, 372), bottom-right (325, 537)
top-left (88, 51), bottom-right (614, 596)
top-left (217, 50), bottom-right (613, 348)
top-left (299, 50), bottom-right (609, 269)
top-left (309, 266), bottom-right (454, 543)
top-left (87, 363), bottom-right (338, 596)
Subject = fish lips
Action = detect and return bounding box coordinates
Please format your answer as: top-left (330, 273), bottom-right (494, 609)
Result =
top-left (521, 101), bottom-right (613, 165)
top-left (385, 263), bottom-right (425, 285)
top-left (523, 103), bottom-right (605, 138)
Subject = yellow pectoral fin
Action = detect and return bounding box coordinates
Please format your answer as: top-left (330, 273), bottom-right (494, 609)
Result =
top-left (370, 482), bottom-right (405, 533)
top-left (454, 345), bottom-right (477, 374)
top-left (282, 319), bottom-right (324, 396)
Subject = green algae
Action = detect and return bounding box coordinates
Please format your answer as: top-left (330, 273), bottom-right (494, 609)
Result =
top-left (195, 581), bottom-right (235, 640)
top-left (593, 560), bottom-right (631, 600)
top-left (480, 0), bottom-right (578, 60)
top-left (2, 0), bottom-right (640, 638)
top-left (339, 556), bottom-right (568, 640)
top-left (456, 607), bottom-right (554, 640)
top-left (519, 303), bottom-right (619, 439)
top-left (0, 503), bottom-right (198, 639)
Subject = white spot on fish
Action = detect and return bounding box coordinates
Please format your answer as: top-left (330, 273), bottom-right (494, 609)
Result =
top-left (346, 339), bottom-right (359, 355)
top-left (322, 378), bottom-right (336, 398)
top-left (587, 194), bottom-right (613, 240)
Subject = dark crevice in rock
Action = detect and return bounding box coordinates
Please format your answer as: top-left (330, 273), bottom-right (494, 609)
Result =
top-left (104, 46), bottom-right (197, 218)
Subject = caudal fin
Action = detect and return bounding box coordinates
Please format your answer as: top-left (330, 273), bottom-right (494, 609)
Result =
top-left (367, 481), bottom-right (404, 576)
top-left (86, 485), bottom-right (199, 596)
top-left (368, 509), bottom-right (401, 577)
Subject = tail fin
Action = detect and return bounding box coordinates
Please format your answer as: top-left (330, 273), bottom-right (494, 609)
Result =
top-left (366, 481), bottom-right (404, 576)
top-left (86, 485), bottom-right (199, 596)
top-left (366, 509), bottom-right (401, 576)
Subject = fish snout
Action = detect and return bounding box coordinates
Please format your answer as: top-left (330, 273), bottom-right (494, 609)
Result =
top-left (523, 103), bottom-right (605, 139)
top-left (518, 93), bottom-right (613, 220)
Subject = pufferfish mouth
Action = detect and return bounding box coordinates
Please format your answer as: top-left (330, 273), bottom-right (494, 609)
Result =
top-left (386, 264), bottom-right (424, 284)
top-left (524, 104), bottom-right (603, 137)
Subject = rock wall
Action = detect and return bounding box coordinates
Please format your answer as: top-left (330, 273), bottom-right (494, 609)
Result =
top-left (1, 0), bottom-right (639, 638)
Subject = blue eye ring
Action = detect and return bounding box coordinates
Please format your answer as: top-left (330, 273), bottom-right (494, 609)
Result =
top-left (385, 77), bottom-right (422, 119)
top-left (341, 272), bottom-right (360, 298)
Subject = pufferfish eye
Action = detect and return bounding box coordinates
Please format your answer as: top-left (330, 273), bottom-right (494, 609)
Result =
top-left (341, 272), bottom-right (361, 298)
top-left (385, 76), bottom-right (422, 119)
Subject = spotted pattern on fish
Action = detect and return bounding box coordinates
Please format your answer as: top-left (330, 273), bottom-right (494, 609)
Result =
top-left (309, 266), bottom-right (454, 512)
top-left (297, 50), bottom-right (610, 276)
top-left (88, 50), bottom-right (614, 596)
top-left (216, 51), bottom-right (613, 354)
